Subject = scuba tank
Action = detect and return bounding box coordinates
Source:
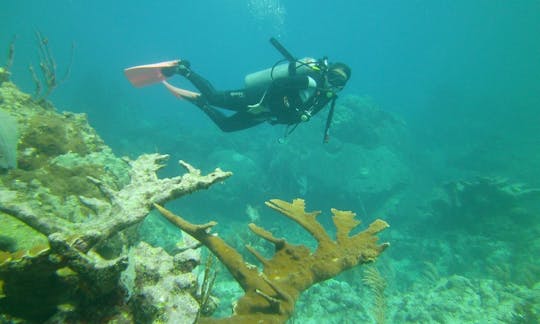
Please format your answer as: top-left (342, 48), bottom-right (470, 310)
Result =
top-left (250, 37), bottom-right (337, 143)
top-left (244, 57), bottom-right (320, 90)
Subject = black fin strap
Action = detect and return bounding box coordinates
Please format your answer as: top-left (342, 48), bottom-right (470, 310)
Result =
top-left (323, 96), bottom-right (337, 143)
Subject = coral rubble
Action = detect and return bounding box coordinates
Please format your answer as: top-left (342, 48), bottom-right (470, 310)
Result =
top-left (155, 198), bottom-right (390, 323)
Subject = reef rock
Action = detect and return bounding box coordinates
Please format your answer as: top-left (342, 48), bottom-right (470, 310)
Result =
top-left (0, 79), bottom-right (231, 322)
top-left (331, 95), bottom-right (410, 150)
top-left (123, 242), bottom-right (200, 324)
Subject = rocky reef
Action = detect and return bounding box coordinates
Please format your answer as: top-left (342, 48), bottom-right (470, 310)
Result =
top-left (423, 176), bottom-right (540, 249)
top-left (0, 71), bottom-right (231, 322)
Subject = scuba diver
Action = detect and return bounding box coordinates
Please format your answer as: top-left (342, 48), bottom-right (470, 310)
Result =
top-left (125, 38), bottom-right (351, 142)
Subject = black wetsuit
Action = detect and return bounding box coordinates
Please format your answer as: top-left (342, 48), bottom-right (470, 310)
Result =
top-left (184, 69), bottom-right (334, 132)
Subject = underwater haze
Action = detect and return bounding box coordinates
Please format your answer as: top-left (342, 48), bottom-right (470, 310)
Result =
top-left (2, 0), bottom-right (540, 322)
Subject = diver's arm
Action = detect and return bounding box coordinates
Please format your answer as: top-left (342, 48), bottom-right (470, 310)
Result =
top-left (310, 95), bottom-right (333, 116)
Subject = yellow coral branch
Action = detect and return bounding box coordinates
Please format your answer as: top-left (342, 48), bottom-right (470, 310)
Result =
top-left (156, 198), bottom-right (390, 323)
top-left (265, 198), bottom-right (331, 244)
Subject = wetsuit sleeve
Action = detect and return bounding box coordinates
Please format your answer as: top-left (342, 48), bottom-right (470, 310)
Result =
top-left (271, 75), bottom-right (314, 89)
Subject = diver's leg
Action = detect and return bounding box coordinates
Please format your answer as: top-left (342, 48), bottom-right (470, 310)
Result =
top-left (161, 61), bottom-right (218, 96)
top-left (186, 72), bottom-right (256, 110)
top-left (198, 104), bottom-right (265, 132)
top-left (163, 61), bottom-right (257, 110)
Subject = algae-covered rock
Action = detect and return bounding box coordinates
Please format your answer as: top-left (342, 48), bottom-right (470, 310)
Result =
top-left (427, 176), bottom-right (540, 235)
top-left (391, 275), bottom-right (539, 323)
top-left (0, 80), bottom-right (130, 321)
top-left (123, 242), bottom-right (200, 324)
top-left (0, 79), bottom-right (129, 227)
top-left (0, 78), bottom-right (231, 322)
top-left (0, 213), bottom-right (47, 252)
top-left (0, 109), bottom-right (18, 169)
top-left (0, 78), bottom-right (120, 246)
top-left (0, 67), bottom-right (9, 84)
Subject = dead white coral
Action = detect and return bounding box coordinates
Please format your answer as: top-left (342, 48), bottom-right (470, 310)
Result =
top-left (1, 153), bottom-right (232, 253)
top-left (0, 153), bottom-right (231, 321)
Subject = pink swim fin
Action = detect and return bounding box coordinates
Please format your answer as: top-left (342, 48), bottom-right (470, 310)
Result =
top-left (162, 81), bottom-right (201, 101)
top-left (124, 60), bottom-right (180, 87)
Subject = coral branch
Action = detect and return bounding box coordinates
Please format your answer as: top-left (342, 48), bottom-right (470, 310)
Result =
top-left (154, 203), bottom-right (217, 236)
top-left (4, 35), bottom-right (16, 72)
top-left (156, 198), bottom-right (390, 323)
top-left (265, 198), bottom-right (331, 244)
top-left (245, 245), bottom-right (270, 267)
top-left (248, 223), bottom-right (286, 248)
top-left (28, 31), bottom-right (74, 101)
top-left (0, 192), bottom-right (70, 235)
top-left (1, 154), bottom-right (232, 253)
top-left (154, 203), bottom-right (264, 294)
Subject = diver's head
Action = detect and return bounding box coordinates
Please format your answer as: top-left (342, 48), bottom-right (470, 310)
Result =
top-left (326, 62), bottom-right (351, 90)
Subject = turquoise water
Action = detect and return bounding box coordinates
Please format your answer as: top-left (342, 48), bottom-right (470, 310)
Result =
top-left (2, 1), bottom-right (540, 322)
